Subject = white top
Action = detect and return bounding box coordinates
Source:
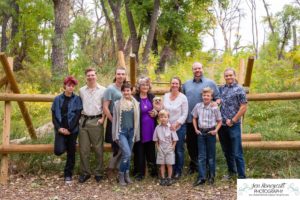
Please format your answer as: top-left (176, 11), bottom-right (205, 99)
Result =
top-left (163, 92), bottom-right (188, 126)
top-left (79, 84), bottom-right (106, 116)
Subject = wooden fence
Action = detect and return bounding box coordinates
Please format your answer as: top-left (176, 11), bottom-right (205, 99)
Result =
top-left (1, 52), bottom-right (300, 184)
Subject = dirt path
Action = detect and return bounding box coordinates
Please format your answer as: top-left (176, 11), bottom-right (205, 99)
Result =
top-left (0, 174), bottom-right (236, 200)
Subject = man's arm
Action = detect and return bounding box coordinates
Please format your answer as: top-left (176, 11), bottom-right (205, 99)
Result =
top-left (103, 100), bottom-right (112, 122)
top-left (226, 103), bottom-right (247, 126)
top-left (232, 103), bottom-right (247, 123)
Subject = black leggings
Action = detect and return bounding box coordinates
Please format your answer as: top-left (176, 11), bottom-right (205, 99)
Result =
top-left (133, 141), bottom-right (157, 177)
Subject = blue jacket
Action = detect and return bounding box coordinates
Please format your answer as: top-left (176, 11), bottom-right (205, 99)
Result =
top-left (51, 92), bottom-right (82, 134)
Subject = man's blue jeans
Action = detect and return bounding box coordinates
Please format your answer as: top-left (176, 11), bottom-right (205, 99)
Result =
top-left (197, 133), bottom-right (216, 180)
top-left (174, 124), bottom-right (186, 175)
top-left (218, 123), bottom-right (246, 178)
top-left (118, 128), bottom-right (134, 173)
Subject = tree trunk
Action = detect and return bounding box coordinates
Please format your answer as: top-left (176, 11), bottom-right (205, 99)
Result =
top-left (292, 25), bottom-right (299, 69)
top-left (108, 0), bottom-right (124, 52)
top-left (10, 0), bottom-right (24, 71)
top-left (278, 23), bottom-right (290, 60)
top-left (221, 24), bottom-right (229, 51)
top-left (252, 0), bottom-right (258, 58)
top-left (262, 0), bottom-right (275, 35)
top-left (100, 0), bottom-right (116, 58)
top-left (1, 14), bottom-right (10, 52)
top-left (125, 0), bottom-right (140, 62)
top-left (293, 25), bottom-right (297, 48)
top-left (142, 0), bottom-right (160, 65)
top-left (10, 0), bottom-right (19, 40)
top-left (156, 45), bottom-right (172, 73)
top-left (124, 37), bottom-right (132, 58)
top-left (51, 0), bottom-right (70, 77)
top-left (151, 28), bottom-right (158, 56)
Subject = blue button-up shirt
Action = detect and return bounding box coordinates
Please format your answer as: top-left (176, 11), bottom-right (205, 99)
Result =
top-left (183, 76), bottom-right (220, 123)
top-left (219, 83), bottom-right (247, 124)
top-left (51, 93), bottom-right (83, 133)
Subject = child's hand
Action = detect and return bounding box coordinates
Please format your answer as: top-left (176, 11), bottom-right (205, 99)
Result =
top-left (97, 117), bottom-right (104, 125)
top-left (209, 129), bottom-right (217, 135)
top-left (195, 129), bottom-right (201, 135)
top-left (172, 145), bottom-right (176, 151)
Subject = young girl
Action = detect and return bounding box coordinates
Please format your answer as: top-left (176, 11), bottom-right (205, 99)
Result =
top-left (153, 110), bottom-right (178, 186)
top-left (112, 82), bottom-right (140, 186)
top-left (51, 76), bottom-right (82, 183)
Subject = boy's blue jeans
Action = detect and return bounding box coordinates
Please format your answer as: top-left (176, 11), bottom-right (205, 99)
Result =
top-left (118, 128), bottom-right (134, 173)
top-left (218, 123), bottom-right (246, 178)
top-left (197, 132), bottom-right (216, 180)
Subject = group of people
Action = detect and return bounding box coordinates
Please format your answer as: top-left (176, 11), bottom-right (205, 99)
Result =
top-left (51, 62), bottom-right (248, 187)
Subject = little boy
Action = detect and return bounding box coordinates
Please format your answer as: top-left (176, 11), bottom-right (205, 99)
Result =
top-left (153, 110), bottom-right (178, 186)
top-left (191, 87), bottom-right (222, 186)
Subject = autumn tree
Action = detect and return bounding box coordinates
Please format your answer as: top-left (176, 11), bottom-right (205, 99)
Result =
top-left (52, 0), bottom-right (70, 77)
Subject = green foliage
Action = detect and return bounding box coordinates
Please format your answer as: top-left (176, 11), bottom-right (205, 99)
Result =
top-left (8, 0), bottom-right (53, 63)
top-left (157, 0), bottom-right (213, 56)
top-left (286, 46), bottom-right (300, 66)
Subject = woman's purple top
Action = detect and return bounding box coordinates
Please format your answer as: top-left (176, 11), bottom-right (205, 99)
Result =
top-left (140, 97), bottom-right (155, 143)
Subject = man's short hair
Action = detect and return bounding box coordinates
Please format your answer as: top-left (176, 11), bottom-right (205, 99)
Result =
top-left (115, 66), bottom-right (126, 74)
top-left (85, 67), bottom-right (96, 75)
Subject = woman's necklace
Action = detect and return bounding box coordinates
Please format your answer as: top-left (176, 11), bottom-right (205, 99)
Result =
top-left (120, 98), bottom-right (133, 111)
top-left (140, 93), bottom-right (148, 109)
top-left (142, 98), bottom-right (149, 109)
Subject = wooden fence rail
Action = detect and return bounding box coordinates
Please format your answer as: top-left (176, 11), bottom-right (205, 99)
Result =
top-left (4, 140), bottom-right (300, 153)
top-left (1, 92), bottom-right (300, 102)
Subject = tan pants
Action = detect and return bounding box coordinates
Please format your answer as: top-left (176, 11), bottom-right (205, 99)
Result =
top-left (79, 117), bottom-right (104, 176)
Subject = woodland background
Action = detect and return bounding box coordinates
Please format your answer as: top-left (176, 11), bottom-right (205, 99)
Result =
top-left (0, 0), bottom-right (300, 190)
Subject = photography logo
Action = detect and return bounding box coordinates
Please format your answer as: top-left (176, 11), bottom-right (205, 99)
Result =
top-left (237, 179), bottom-right (300, 200)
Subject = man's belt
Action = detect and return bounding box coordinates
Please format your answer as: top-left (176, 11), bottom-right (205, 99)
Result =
top-left (81, 114), bottom-right (102, 128)
top-left (199, 127), bottom-right (215, 135)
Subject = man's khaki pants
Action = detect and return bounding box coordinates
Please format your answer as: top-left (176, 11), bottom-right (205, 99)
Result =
top-left (79, 117), bottom-right (104, 176)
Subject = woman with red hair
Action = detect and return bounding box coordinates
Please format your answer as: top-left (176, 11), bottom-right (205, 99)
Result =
top-left (51, 76), bottom-right (83, 183)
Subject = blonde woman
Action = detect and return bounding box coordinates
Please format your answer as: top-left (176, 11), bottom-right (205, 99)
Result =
top-left (163, 77), bottom-right (188, 179)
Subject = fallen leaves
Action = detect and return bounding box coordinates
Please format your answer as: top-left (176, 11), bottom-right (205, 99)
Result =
top-left (0, 174), bottom-right (237, 200)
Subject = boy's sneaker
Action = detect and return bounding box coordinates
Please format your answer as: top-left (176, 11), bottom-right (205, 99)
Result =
top-left (165, 178), bottom-right (174, 186)
top-left (222, 174), bottom-right (233, 181)
top-left (64, 176), bottom-right (72, 184)
top-left (159, 178), bottom-right (167, 186)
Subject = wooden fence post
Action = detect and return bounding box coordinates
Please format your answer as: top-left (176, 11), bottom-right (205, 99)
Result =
top-left (0, 58), bottom-right (13, 184)
top-left (0, 76), bottom-right (7, 89)
top-left (238, 59), bottom-right (246, 132)
top-left (0, 53), bottom-right (37, 139)
top-left (244, 56), bottom-right (255, 87)
top-left (238, 59), bottom-right (245, 85)
top-left (130, 54), bottom-right (136, 86)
